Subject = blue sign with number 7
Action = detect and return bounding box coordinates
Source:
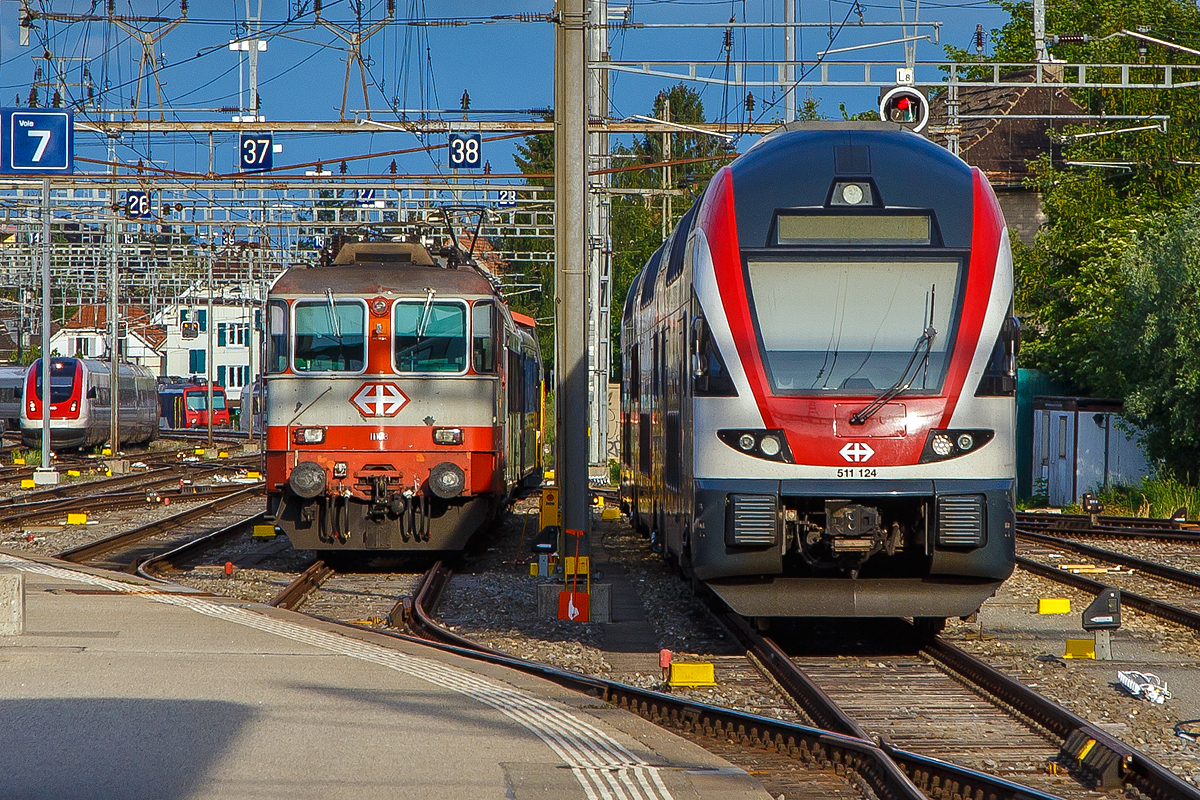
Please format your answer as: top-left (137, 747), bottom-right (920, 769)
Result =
top-left (1, 108), bottom-right (74, 175)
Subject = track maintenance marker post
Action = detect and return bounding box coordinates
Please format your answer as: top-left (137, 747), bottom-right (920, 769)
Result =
top-left (558, 528), bottom-right (590, 622)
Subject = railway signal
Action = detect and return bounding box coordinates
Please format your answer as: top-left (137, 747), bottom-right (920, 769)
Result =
top-left (878, 86), bottom-right (930, 133)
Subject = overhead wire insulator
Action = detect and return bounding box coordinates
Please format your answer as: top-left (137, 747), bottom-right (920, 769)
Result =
top-left (339, 160), bottom-right (348, 174)
top-left (1051, 34), bottom-right (1091, 45)
top-left (745, 92), bottom-right (755, 113)
top-left (386, 0), bottom-right (395, 16)
top-left (389, 160), bottom-right (397, 175)
top-left (974, 24), bottom-right (985, 56)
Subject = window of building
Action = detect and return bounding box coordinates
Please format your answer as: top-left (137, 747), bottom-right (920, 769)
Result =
top-left (189, 349), bottom-right (206, 374)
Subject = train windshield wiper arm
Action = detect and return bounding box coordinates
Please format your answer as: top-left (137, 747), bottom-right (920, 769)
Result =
top-left (849, 326), bottom-right (936, 426)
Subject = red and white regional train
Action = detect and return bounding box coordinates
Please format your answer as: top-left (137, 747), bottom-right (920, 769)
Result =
top-left (265, 240), bottom-right (543, 552)
top-left (621, 121), bottom-right (1018, 625)
top-left (20, 357), bottom-right (159, 449)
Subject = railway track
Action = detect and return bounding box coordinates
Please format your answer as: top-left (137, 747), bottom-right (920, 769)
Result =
top-left (55, 486), bottom-right (264, 572)
top-left (121, 502), bottom-right (1200, 800)
top-left (1017, 511), bottom-right (1200, 540)
top-left (1016, 529), bottom-right (1200, 631)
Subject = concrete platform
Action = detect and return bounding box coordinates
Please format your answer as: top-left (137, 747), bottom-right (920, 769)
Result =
top-left (0, 550), bottom-right (771, 800)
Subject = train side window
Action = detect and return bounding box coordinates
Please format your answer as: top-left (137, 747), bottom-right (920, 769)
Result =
top-left (266, 300), bottom-right (289, 373)
top-left (293, 300), bottom-right (366, 373)
top-left (472, 302), bottom-right (496, 373)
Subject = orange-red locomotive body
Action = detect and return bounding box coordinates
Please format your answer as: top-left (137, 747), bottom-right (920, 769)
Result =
top-left (265, 242), bottom-right (542, 551)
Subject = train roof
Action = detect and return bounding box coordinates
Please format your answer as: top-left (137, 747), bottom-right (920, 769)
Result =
top-left (729, 121), bottom-right (975, 249)
top-left (273, 243), bottom-right (497, 298)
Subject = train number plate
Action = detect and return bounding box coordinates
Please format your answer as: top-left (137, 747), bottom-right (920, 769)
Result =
top-left (835, 468), bottom-right (878, 478)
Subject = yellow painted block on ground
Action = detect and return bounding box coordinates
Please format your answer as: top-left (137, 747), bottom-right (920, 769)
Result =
top-left (543, 470), bottom-right (555, 482)
top-left (668, 662), bottom-right (717, 688)
top-left (1038, 598), bottom-right (1072, 614)
top-left (218, 451), bottom-right (229, 458)
top-left (194, 448), bottom-right (206, 456)
top-left (1064, 639), bottom-right (1096, 659)
top-left (12, 457), bottom-right (24, 465)
top-left (529, 563), bottom-right (538, 577)
top-left (67, 469), bottom-right (81, 477)
top-left (101, 448), bottom-right (111, 456)
top-left (66, 512), bottom-right (88, 525)
top-left (601, 508), bottom-right (621, 521)
top-left (246, 471), bottom-right (261, 479)
top-left (252, 524), bottom-right (277, 538)
top-left (20, 479), bottom-right (35, 489)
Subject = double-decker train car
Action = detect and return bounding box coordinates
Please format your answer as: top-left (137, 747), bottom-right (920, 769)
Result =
top-left (20, 357), bottom-right (159, 449)
top-left (158, 382), bottom-right (231, 430)
top-left (265, 240), bottom-right (542, 552)
top-left (621, 121), bottom-right (1018, 625)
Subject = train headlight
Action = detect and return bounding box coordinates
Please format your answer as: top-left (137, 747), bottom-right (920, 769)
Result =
top-left (433, 427), bottom-right (464, 445)
top-left (288, 461), bottom-right (327, 499)
top-left (920, 429), bottom-right (995, 463)
top-left (718, 429), bottom-right (794, 463)
top-left (292, 426), bottom-right (326, 445)
top-left (428, 462), bottom-right (466, 499)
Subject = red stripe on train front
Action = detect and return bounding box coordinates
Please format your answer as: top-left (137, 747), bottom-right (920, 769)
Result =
top-left (936, 167), bottom-right (1003, 427)
top-left (265, 425), bottom-right (498, 452)
top-left (702, 167), bottom-right (777, 429)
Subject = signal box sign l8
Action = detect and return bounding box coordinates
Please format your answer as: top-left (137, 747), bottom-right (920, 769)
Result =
top-left (1, 108), bottom-right (74, 175)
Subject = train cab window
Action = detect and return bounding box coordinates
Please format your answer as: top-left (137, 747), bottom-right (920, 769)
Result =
top-left (745, 257), bottom-right (962, 394)
top-left (293, 300), bottom-right (366, 373)
top-left (266, 300), bottom-right (289, 373)
top-left (394, 301), bottom-right (467, 373)
top-left (471, 302), bottom-right (496, 373)
top-left (34, 360), bottom-right (77, 403)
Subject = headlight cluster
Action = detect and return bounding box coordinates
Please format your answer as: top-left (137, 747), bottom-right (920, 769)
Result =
top-left (292, 426), bottom-right (326, 445)
top-left (718, 429), bottom-right (793, 463)
top-left (920, 429), bottom-right (994, 463)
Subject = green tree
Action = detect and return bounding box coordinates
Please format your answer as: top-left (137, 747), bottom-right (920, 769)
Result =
top-left (951, 0), bottom-right (1200, 474)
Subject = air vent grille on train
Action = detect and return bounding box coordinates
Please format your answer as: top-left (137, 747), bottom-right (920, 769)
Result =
top-left (726, 494), bottom-right (778, 546)
top-left (937, 495), bottom-right (985, 547)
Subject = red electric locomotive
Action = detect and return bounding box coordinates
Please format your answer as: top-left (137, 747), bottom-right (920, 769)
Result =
top-left (265, 240), bottom-right (542, 552)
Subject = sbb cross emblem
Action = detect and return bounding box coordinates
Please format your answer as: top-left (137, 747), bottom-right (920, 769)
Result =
top-left (839, 442), bottom-right (875, 463)
top-left (350, 382), bottom-right (409, 417)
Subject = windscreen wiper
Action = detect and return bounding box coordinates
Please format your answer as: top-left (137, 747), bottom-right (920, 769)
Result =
top-left (849, 326), bottom-right (936, 426)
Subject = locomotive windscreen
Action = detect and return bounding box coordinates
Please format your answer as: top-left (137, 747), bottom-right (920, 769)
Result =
top-left (34, 359), bottom-right (77, 403)
top-left (746, 257), bottom-right (961, 394)
top-left (394, 301), bottom-right (467, 373)
top-left (775, 213), bottom-right (931, 246)
top-left (293, 301), bottom-right (366, 372)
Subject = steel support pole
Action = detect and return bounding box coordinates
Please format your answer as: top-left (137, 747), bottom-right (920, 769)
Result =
top-left (39, 178), bottom-right (51, 472)
top-left (109, 184), bottom-right (120, 453)
top-left (554, 0), bottom-right (590, 543)
top-left (207, 240), bottom-right (215, 449)
top-left (784, 0), bottom-right (796, 123)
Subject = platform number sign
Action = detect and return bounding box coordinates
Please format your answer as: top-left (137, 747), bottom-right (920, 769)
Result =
top-left (0, 108), bottom-right (74, 174)
top-left (240, 132), bottom-right (273, 172)
top-left (448, 133), bottom-right (482, 169)
top-left (496, 189), bottom-right (517, 208)
top-left (125, 190), bottom-right (152, 219)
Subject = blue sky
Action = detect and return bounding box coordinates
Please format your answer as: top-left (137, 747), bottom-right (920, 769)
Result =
top-left (0, 1), bottom-right (1012, 176)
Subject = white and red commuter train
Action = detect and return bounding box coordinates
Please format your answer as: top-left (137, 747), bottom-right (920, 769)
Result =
top-left (621, 121), bottom-right (1018, 625)
top-left (20, 357), bottom-right (159, 449)
top-left (265, 240), bottom-right (543, 552)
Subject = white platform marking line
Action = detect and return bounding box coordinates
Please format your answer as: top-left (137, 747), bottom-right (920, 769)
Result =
top-left (0, 557), bottom-right (674, 800)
